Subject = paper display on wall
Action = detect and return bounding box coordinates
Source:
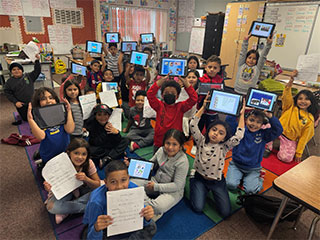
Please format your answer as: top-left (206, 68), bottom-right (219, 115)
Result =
top-left (0, 0), bottom-right (23, 15)
top-left (21, 0), bottom-right (50, 17)
top-left (49, 0), bottom-right (76, 9)
top-left (48, 25), bottom-right (73, 54)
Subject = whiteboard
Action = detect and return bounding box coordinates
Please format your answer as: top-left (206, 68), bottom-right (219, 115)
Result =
top-left (307, 7), bottom-right (320, 54)
top-left (188, 27), bottom-right (205, 55)
top-left (264, 2), bottom-right (319, 69)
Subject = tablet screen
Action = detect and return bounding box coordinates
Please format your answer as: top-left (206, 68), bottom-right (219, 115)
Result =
top-left (160, 58), bottom-right (187, 77)
top-left (250, 21), bottom-right (275, 38)
top-left (208, 90), bottom-right (242, 116)
top-left (246, 88), bottom-right (277, 112)
top-left (130, 51), bottom-right (149, 66)
top-left (86, 41), bottom-right (103, 54)
top-left (71, 62), bottom-right (86, 76)
top-left (128, 159), bottom-right (153, 180)
top-left (121, 41), bottom-right (137, 52)
top-left (105, 33), bottom-right (119, 43)
top-left (32, 104), bottom-right (67, 129)
top-left (198, 83), bottom-right (223, 95)
top-left (141, 33), bottom-right (154, 44)
top-left (102, 82), bottom-right (118, 92)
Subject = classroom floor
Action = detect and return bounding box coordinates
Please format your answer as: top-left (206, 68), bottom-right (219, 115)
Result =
top-left (0, 78), bottom-right (319, 239)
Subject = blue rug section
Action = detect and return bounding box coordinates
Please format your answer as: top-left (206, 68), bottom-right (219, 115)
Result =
top-left (154, 199), bottom-right (215, 240)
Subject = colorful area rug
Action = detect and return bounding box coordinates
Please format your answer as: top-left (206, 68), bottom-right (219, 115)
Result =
top-left (15, 112), bottom-right (281, 239)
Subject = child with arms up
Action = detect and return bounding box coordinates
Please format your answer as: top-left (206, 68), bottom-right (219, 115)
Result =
top-left (275, 70), bottom-right (318, 162)
top-left (4, 54), bottom-right (41, 124)
top-left (123, 90), bottom-right (154, 152)
top-left (86, 55), bottom-right (106, 90)
top-left (27, 87), bottom-right (75, 166)
top-left (44, 138), bottom-right (100, 224)
top-left (234, 34), bottom-right (273, 95)
top-left (226, 109), bottom-right (282, 194)
top-left (147, 75), bottom-right (198, 153)
top-left (189, 96), bottom-right (245, 218)
top-left (83, 160), bottom-right (156, 240)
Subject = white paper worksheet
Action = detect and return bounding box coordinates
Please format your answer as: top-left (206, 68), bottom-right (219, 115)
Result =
top-left (296, 54), bottom-right (320, 82)
top-left (100, 91), bottom-right (118, 108)
top-left (143, 97), bottom-right (156, 119)
top-left (106, 187), bottom-right (144, 237)
top-left (79, 93), bottom-right (97, 120)
top-left (42, 152), bottom-right (83, 200)
top-left (108, 108), bottom-right (122, 131)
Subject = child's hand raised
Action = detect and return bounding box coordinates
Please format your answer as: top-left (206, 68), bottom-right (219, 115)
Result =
top-left (288, 69), bottom-right (298, 88)
top-left (178, 76), bottom-right (190, 88)
top-left (267, 33), bottom-right (274, 44)
top-left (263, 110), bottom-right (273, 119)
top-left (140, 205), bottom-right (154, 221)
top-left (27, 103), bottom-right (33, 121)
top-left (244, 34), bottom-right (251, 41)
top-left (94, 215), bottom-right (114, 232)
top-left (123, 157), bottom-right (130, 167)
top-left (156, 74), bottom-right (169, 87)
top-left (240, 98), bottom-right (246, 115)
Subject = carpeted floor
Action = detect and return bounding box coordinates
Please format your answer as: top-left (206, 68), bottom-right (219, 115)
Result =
top-left (1, 91), bottom-right (319, 240)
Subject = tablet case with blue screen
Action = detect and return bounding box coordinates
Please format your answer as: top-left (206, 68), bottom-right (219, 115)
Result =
top-left (246, 88), bottom-right (278, 112)
top-left (128, 159), bottom-right (153, 180)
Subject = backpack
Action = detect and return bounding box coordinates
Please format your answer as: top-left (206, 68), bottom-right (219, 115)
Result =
top-left (54, 58), bottom-right (67, 74)
top-left (237, 194), bottom-right (300, 224)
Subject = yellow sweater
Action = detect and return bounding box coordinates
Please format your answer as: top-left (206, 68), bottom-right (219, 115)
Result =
top-left (279, 86), bottom-right (314, 158)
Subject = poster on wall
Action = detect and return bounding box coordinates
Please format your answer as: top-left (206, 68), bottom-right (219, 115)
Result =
top-left (21, 0), bottom-right (51, 17)
top-left (0, 0), bottom-right (23, 16)
top-left (48, 25), bottom-right (73, 54)
top-left (49, 0), bottom-right (76, 9)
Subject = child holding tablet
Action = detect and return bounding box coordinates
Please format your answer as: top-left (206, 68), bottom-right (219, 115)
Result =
top-left (147, 75), bottom-right (197, 153)
top-left (103, 42), bottom-right (120, 82)
top-left (234, 34), bottom-right (273, 95)
top-left (125, 65), bottom-right (151, 107)
top-left (86, 54), bottom-right (107, 90)
top-left (27, 87), bottom-right (75, 166)
top-left (225, 109), bottom-right (282, 194)
top-left (44, 138), bottom-right (100, 224)
top-left (272, 70), bottom-right (318, 163)
top-left (189, 96), bottom-right (245, 218)
top-left (123, 90), bottom-right (154, 152)
top-left (83, 160), bottom-right (156, 239)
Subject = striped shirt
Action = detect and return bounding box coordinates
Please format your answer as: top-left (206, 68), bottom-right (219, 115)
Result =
top-left (106, 52), bottom-right (120, 77)
top-left (70, 102), bottom-right (83, 136)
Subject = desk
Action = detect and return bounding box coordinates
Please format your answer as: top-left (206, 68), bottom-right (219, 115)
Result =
top-left (4, 57), bottom-right (53, 89)
top-left (267, 156), bottom-right (320, 239)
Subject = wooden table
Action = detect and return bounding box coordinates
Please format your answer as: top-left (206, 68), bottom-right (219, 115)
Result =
top-left (267, 155), bottom-right (320, 239)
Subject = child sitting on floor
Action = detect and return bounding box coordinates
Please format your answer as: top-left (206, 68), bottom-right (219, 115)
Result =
top-left (83, 160), bottom-right (156, 240)
top-left (225, 109), bottom-right (282, 194)
top-left (123, 90), bottom-right (154, 152)
top-left (147, 75), bottom-right (198, 153)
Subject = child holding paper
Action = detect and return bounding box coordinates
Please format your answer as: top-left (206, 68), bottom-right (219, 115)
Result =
top-left (83, 160), bottom-right (156, 240)
top-left (125, 65), bottom-right (151, 107)
top-left (84, 104), bottom-right (129, 169)
top-left (44, 138), bottom-right (100, 224)
top-left (123, 90), bottom-right (154, 152)
top-left (96, 69), bottom-right (120, 102)
top-left (4, 54), bottom-right (41, 124)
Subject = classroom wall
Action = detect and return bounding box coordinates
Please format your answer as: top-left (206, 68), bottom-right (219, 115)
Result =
top-left (175, 0), bottom-right (230, 53)
top-left (0, 0), bottom-right (96, 45)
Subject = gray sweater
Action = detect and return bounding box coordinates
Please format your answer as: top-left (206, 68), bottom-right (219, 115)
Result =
top-left (150, 147), bottom-right (189, 194)
top-left (234, 39), bottom-right (272, 95)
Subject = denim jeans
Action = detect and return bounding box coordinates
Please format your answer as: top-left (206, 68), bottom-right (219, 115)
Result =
top-left (190, 172), bottom-right (231, 218)
top-left (226, 161), bottom-right (263, 194)
top-left (47, 191), bottom-right (91, 215)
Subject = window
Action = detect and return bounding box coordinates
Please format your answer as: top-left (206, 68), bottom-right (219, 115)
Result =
top-left (53, 9), bottom-right (83, 27)
top-left (107, 6), bottom-right (168, 42)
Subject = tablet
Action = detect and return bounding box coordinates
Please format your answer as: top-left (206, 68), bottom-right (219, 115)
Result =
top-left (128, 159), bottom-right (154, 180)
top-left (207, 90), bottom-right (242, 116)
top-left (102, 82), bottom-right (118, 93)
top-left (71, 62), bottom-right (87, 76)
top-left (140, 33), bottom-right (154, 44)
top-left (246, 88), bottom-right (278, 112)
top-left (249, 21), bottom-right (276, 38)
top-left (198, 82), bottom-right (223, 95)
top-left (32, 103), bottom-right (67, 129)
top-left (86, 41), bottom-right (103, 54)
top-left (130, 51), bottom-right (149, 67)
top-left (105, 32), bottom-right (120, 43)
top-left (121, 41), bottom-right (138, 53)
top-left (159, 58), bottom-right (187, 77)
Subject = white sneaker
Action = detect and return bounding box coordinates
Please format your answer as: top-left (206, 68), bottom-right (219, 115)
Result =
top-left (191, 145), bottom-right (197, 155)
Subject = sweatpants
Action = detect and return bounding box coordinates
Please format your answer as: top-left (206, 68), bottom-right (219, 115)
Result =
top-left (126, 128), bottom-right (154, 148)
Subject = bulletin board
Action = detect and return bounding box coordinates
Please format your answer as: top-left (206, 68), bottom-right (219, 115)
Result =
top-left (188, 27), bottom-right (205, 55)
top-left (219, 1), bottom-right (266, 88)
top-left (263, 2), bottom-right (319, 69)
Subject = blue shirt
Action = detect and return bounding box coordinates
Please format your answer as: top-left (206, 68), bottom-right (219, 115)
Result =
top-left (226, 116), bottom-right (283, 169)
top-left (83, 182), bottom-right (149, 240)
